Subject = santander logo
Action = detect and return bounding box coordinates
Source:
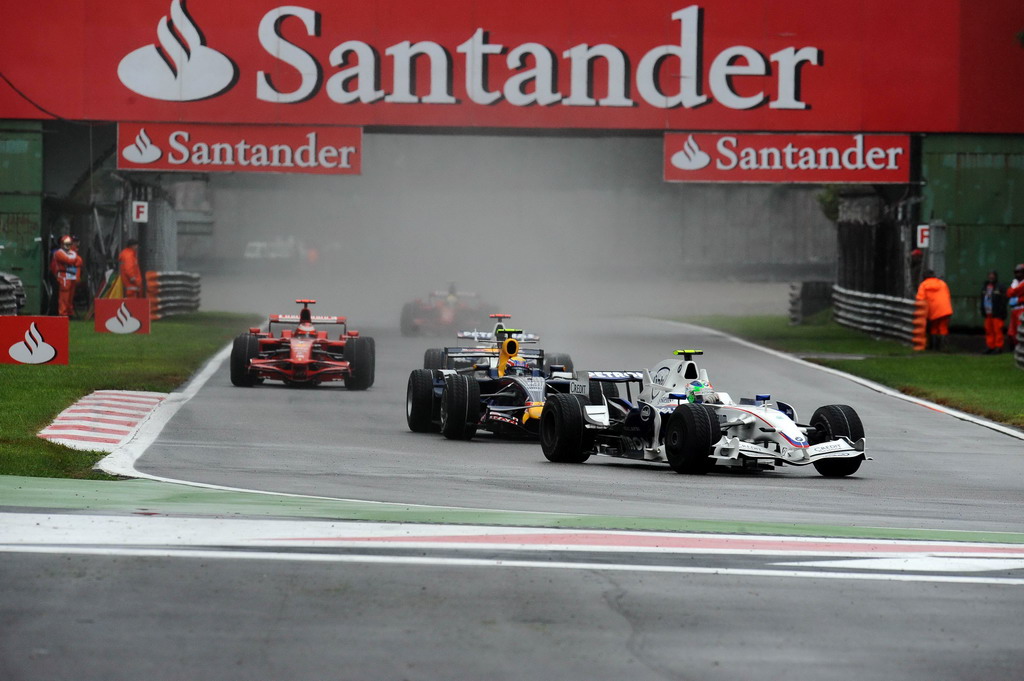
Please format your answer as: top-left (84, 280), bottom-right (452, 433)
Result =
top-left (8, 323), bottom-right (58, 365)
top-left (104, 303), bottom-right (143, 334)
top-left (117, 0), bottom-right (236, 102)
top-left (664, 132), bottom-right (910, 183)
top-left (122, 129), bottom-right (162, 164)
top-left (670, 135), bottom-right (711, 171)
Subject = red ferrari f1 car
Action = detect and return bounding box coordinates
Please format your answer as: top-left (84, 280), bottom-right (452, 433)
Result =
top-left (230, 299), bottom-right (375, 389)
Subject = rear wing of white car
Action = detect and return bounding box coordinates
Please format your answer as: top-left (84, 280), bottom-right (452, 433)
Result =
top-left (570, 371), bottom-right (648, 401)
top-left (586, 371), bottom-right (645, 381)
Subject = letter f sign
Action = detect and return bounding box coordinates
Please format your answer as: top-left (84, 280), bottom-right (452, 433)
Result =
top-left (916, 224), bottom-right (930, 248)
top-left (132, 201), bottom-right (150, 223)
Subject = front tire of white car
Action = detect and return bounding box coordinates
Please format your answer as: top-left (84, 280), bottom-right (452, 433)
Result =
top-left (809, 404), bottom-right (864, 477)
top-left (665, 403), bottom-right (720, 474)
top-left (540, 393), bottom-right (591, 463)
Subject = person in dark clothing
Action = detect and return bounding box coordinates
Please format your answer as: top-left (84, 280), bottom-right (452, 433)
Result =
top-left (979, 270), bottom-right (1007, 353)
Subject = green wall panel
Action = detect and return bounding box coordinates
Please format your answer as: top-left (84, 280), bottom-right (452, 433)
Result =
top-left (0, 121), bottom-right (43, 313)
top-left (922, 135), bottom-right (1024, 328)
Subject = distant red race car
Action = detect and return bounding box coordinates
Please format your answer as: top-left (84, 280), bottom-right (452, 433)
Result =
top-left (230, 299), bottom-right (375, 389)
top-left (400, 284), bottom-right (492, 337)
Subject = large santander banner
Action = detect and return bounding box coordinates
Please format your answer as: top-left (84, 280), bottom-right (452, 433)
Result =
top-left (0, 0), bottom-right (1021, 133)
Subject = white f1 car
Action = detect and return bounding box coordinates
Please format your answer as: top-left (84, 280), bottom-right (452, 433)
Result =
top-left (540, 350), bottom-right (868, 477)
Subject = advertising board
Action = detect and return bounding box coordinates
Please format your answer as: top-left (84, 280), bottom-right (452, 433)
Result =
top-left (117, 123), bottom-right (362, 174)
top-left (0, 1), bottom-right (1021, 133)
top-left (664, 132), bottom-right (911, 183)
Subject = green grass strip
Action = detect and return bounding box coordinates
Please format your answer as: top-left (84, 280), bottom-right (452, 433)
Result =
top-left (2, 476), bottom-right (1022, 545)
top-left (0, 312), bottom-right (262, 479)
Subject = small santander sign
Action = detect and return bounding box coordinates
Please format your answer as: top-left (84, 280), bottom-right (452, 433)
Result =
top-left (95, 299), bottom-right (151, 335)
top-left (665, 132), bottom-right (911, 183)
top-left (1, 316), bottom-right (69, 365)
top-left (118, 123), bottom-right (362, 175)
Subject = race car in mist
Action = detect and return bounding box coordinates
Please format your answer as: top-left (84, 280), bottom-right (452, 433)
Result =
top-left (540, 350), bottom-right (868, 477)
top-left (422, 313), bottom-right (573, 373)
top-left (400, 284), bottom-right (494, 337)
top-left (406, 323), bottom-right (575, 440)
top-left (230, 299), bottom-right (375, 390)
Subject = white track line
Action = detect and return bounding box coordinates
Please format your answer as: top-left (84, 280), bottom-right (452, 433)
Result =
top-left (658, 319), bottom-right (1024, 441)
top-left (3, 545), bottom-right (1023, 585)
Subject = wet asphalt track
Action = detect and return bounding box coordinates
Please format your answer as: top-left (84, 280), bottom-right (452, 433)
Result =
top-left (141, 318), bottom-right (1024, 534)
top-left (3, 315), bottom-right (1024, 681)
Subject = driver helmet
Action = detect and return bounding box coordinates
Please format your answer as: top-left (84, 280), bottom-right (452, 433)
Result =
top-left (505, 357), bottom-right (530, 376)
top-left (686, 380), bottom-right (711, 404)
top-left (295, 322), bottom-right (316, 337)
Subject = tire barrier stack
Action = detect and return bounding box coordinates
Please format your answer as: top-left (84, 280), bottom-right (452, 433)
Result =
top-left (0, 272), bottom-right (26, 315)
top-left (911, 300), bottom-right (928, 351)
top-left (832, 285), bottom-right (921, 346)
top-left (788, 281), bottom-right (834, 325)
top-left (145, 271), bottom-right (201, 320)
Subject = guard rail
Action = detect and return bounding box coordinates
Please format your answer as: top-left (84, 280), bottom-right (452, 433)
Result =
top-left (0, 272), bottom-right (26, 315)
top-left (832, 285), bottom-right (924, 348)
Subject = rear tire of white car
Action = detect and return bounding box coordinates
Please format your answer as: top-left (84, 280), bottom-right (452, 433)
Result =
top-left (540, 393), bottom-right (592, 463)
top-left (407, 369), bottom-right (438, 433)
top-left (440, 375), bottom-right (480, 440)
top-left (230, 333), bottom-right (259, 387)
top-left (423, 348), bottom-right (446, 369)
top-left (665, 403), bottom-right (721, 474)
top-left (344, 337), bottom-right (373, 391)
top-left (809, 405), bottom-right (864, 477)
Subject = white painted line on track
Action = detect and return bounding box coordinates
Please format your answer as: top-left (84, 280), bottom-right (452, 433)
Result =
top-left (777, 557), bottom-right (1024, 572)
top-left (96, 345), bottom-right (231, 476)
top-left (4, 545), bottom-right (1023, 585)
top-left (658, 319), bottom-right (1024, 442)
top-left (92, 344), bottom-right (568, 512)
top-left (4, 513), bottom-right (1023, 556)
top-left (6, 514), bottom-right (1023, 584)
